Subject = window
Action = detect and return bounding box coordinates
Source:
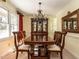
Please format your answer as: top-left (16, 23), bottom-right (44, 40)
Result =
top-left (10, 13), bottom-right (19, 35)
top-left (0, 7), bottom-right (18, 39)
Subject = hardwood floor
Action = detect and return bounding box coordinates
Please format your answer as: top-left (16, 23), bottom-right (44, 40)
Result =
top-left (1, 49), bottom-right (76, 59)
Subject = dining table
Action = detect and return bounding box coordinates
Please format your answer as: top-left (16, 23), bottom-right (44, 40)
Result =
top-left (24, 36), bottom-right (55, 45)
top-left (24, 36), bottom-right (55, 59)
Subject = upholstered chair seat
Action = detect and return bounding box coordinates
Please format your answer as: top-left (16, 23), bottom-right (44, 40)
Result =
top-left (18, 44), bottom-right (30, 50)
top-left (48, 44), bottom-right (60, 51)
top-left (48, 31), bottom-right (67, 59)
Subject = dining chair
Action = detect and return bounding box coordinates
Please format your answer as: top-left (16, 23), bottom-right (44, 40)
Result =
top-left (48, 31), bottom-right (67, 59)
top-left (13, 31), bottom-right (30, 59)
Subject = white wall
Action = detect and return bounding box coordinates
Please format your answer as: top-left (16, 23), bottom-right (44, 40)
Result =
top-left (65, 33), bottom-right (79, 59)
top-left (56, 0), bottom-right (79, 59)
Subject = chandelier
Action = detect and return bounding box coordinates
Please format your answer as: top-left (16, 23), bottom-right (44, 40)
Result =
top-left (34, 2), bottom-right (46, 19)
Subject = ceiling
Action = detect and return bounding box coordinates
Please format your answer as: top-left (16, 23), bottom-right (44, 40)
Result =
top-left (9, 0), bottom-right (73, 16)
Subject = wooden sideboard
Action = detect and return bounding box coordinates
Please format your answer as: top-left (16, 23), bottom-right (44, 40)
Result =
top-left (62, 9), bottom-right (79, 33)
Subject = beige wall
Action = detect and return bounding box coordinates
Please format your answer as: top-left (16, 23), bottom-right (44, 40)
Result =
top-left (48, 16), bottom-right (57, 39)
top-left (0, 37), bottom-right (14, 56)
top-left (56, 0), bottom-right (79, 58)
top-left (0, 1), bottom-right (17, 57)
top-left (23, 16), bottom-right (31, 37)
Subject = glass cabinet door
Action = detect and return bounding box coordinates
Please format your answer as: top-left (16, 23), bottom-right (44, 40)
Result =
top-left (33, 22), bottom-right (37, 31)
top-left (43, 20), bottom-right (47, 31)
top-left (38, 21), bottom-right (42, 32)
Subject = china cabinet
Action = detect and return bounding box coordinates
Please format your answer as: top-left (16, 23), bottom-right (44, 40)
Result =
top-left (31, 18), bottom-right (48, 41)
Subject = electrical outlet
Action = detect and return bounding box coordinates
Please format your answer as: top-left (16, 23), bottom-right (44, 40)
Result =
top-left (8, 43), bottom-right (10, 46)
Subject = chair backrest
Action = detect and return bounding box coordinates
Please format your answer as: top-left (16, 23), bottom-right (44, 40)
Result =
top-left (54, 31), bottom-right (62, 46)
top-left (61, 32), bottom-right (67, 50)
top-left (13, 31), bottom-right (26, 49)
top-left (54, 31), bottom-right (67, 50)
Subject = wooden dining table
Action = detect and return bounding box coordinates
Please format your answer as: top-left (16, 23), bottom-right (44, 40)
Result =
top-left (24, 36), bottom-right (55, 45)
top-left (24, 36), bottom-right (55, 59)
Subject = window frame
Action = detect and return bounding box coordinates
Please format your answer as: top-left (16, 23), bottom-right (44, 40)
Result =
top-left (0, 6), bottom-right (19, 39)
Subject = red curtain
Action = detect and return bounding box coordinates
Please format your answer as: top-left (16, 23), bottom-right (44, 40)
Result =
top-left (17, 12), bottom-right (24, 31)
top-left (19, 15), bottom-right (23, 31)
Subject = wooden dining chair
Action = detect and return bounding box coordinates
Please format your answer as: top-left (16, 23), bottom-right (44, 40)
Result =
top-left (48, 31), bottom-right (67, 59)
top-left (13, 31), bottom-right (30, 59)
